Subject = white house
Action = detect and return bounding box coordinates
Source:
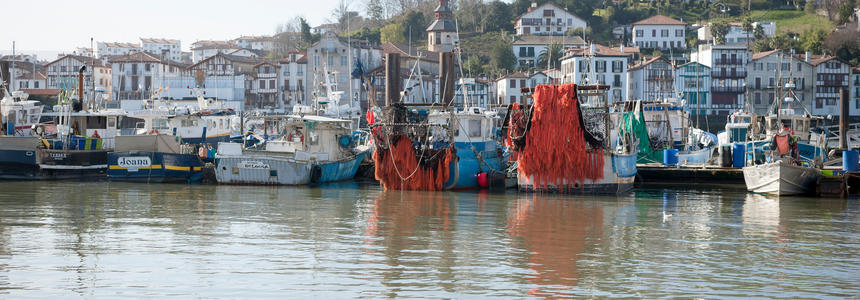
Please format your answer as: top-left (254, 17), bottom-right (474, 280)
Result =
top-left (234, 36), bottom-right (276, 52)
top-left (307, 31), bottom-right (382, 109)
top-left (454, 78), bottom-right (491, 108)
top-left (627, 56), bottom-right (675, 101)
top-left (278, 51), bottom-right (308, 107)
top-left (631, 15), bottom-right (687, 50)
top-left (44, 55), bottom-right (111, 101)
top-left (514, 2), bottom-right (586, 36)
top-left (806, 54), bottom-right (851, 116)
top-left (140, 38), bottom-right (181, 62)
top-left (495, 72), bottom-right (547, 105)
top-left (691, 43), bottom-right (748, 115)
top-left (190, 40), bottom-right (240, 63)
top-left (110, 51), bottom-right (186, 101)
top-left (312, 24), bottom-right (338, 35)
top-left (697, 21), bottom-right (775, 44)
top-left (97, 42), bottom-right (141, 58)
top-left (560, 45), bottom-right (630, 104)
top-left (512, 35), bottom-right (586, 68)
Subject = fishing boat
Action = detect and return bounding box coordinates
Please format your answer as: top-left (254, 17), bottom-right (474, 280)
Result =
top-left (215, 113), bottom-right (369, 185)
top-left (107, 134), bottom-right (205, 183)
top-left (1, 90), bottom-right (43, 136)
top-left (617, 99), bottom-right (716, 166)
top-left (509, 83), bottom-right (637, 194)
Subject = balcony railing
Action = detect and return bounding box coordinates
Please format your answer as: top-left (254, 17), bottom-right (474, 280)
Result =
top-left (711, 86), bottom-right (745, 93)
top-left (713, 59), bottom-right (744, 65)
top-left (711, 70), bottom-right (746, 78)
top-left (258, 73), bottom-right (277, 78)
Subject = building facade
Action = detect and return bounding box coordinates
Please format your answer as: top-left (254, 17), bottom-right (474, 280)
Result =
top-left (692, 44), bottom-right (748, 115)
top-left (141, 38), bottom-right (182, 62)
top-left (191, 40), bottom-right (240, 63)
top-left (278, 52), bottom-right (308, 107)
top-left (512, 35), bottom-right (586, 68)
top-left (234, 36), bottom-right (276, 53)
top-left (697, 22), bottom-right (775, 44)
top-left (44, 55), bottom-right (109, 101)
top-left (560, 46), bottom-right (629, 104)
top-left (631, 15), bottom-right (687, 50)
top-left (627, 57), bottom-right (675, 101)
top-left (110, 52), bottom-right (185, 101)
top-left (514, 2), bottom-right (586, 36)
top-left (746, 49), bottom-right (813, 115)
top-left (97, 42), bottom-right (141, 58)
top-left (809, 55), bottom-right (851, 116)
top-left (307, 32), bottom-right (382, 109)
top-left (426, 0), bottom-right (457, 52)
top-left (676, 61), bottom-right (711, 115)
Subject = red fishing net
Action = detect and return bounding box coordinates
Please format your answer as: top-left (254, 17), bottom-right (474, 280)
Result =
top-left (516, 84), bottom-right (605, 191)
top-left (374, 134), bottom-right (454, 191)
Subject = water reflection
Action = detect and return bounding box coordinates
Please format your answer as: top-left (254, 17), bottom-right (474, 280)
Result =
top-left (506, 194), bottom-right (604, 297)
top-left (0, 182), bottom-right (857, 298)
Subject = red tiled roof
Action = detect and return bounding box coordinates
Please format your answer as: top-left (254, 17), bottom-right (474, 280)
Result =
top-left (632, 15), bottom-right (687, 26)
top-left (629, 56), bottom-right (669, 71)
top-left (752, 49), bottom-right (780, 60)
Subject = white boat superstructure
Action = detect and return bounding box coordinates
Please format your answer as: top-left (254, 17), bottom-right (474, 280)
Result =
top-left (1, 90), bottom-right (43, 136)
top-left (127, 91), bottom-right (239, 143)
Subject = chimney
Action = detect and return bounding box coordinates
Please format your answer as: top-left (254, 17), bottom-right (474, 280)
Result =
top-left (620, 44), bottom-right (625, 53)
top-left (528, 1), bottom-right (536, 12)
top-left (805, 51), bottom-right (810, 62)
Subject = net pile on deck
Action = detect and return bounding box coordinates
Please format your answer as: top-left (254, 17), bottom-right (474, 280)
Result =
top-left (620, 108), bottom-right (660, 164)
top-left (371, 104), bottom-right (455, 191)
top-left (509, 84), bottom-right (605, 191)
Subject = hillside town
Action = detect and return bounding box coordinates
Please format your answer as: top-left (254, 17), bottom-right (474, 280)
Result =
top-left (3, 0), bottom-right (859, 125)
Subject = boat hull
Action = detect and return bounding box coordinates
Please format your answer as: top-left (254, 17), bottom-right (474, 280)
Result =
top-left (743, 161), bottom-right (820, 195)
top-left (443, 141), bottom-right (506, 190)
top-left (108, 151), bottom-right (204, 183)
top-left (0, 149), bottom-right (40, 180)
top-left (36, 149), bottom-right (109, 180)
top-left (677, 146), bottom-right (714, 165)
top-left (517, 152), bottom-right (637, 194)
top-left (316, 151), bottom-right (369, 184)
top-left (215, 154), bottom-right (311, 185)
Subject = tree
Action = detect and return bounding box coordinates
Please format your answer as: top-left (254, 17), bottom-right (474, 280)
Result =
top-left (300, 17), bottom-right (314, 45)
top-left (490, 42), bottom-right (517, 72)
top-left (400, 11), bottom-right (425, 43)
top-left (801, 28), bottom-right (827, 54)
top-left (824, 25), bottom-right (860, 65)
top-left (537, 43), bottom-right (564, 70)
top-left (464, 55), bottom-right (485, 75)
top-left (838, 1), bottom-right (855, 24)
top-left (710, 21), bottom-right (730, 44)
top-left (366, 0), bottom-right (384, 25)
top-left (754, 24), bottom-right (765, 40)
top-left (380, 23), bottom-right (406, 44)
top-left (805, 0), bottom-right (816, 14)
top-left (485, 1), bottom-right (513, 32)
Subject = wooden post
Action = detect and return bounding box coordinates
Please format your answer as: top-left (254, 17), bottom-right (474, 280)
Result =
top-left (840, 88), bottom-right (850, 150)
top-left (439, 52), bottom-right (454, 106)
top-left (384, 53), bottom-right (400, 107)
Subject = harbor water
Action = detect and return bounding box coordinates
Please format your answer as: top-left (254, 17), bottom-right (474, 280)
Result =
top-left (0, 181), bottom-right (858, 298)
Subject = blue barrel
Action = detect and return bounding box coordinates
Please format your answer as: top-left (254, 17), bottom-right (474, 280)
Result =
top-left (663, 149), bottom-right (678, 167)
top-left (732, 144), bottom-right (746, 168)
top-left (843, 150), bottom-right (859, 172)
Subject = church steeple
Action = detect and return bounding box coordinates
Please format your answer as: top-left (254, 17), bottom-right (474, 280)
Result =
top-left (426, 0), bottom-right (456, 52)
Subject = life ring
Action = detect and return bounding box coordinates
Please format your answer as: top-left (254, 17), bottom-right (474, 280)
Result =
top-left (149, 129), bottom-right (160, 135)
top-left (288, 131), bottom-right (304, 143)
top-left (198, 146), bottom-right (207, 159)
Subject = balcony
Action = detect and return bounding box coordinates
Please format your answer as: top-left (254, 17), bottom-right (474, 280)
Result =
top-left (713, 59), bottom-right (744, 65)
top-left (258, 73), bottom-right (277, 78)
top-left (711, 86), bottom-right (745, 93)
top-left (816, 80), bottom-right (847, 87)
top-left (711, 70), bottom-right (746, 78)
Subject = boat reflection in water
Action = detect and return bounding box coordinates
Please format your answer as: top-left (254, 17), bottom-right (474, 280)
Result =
top-left (506, 194), bottom-right (604, 298)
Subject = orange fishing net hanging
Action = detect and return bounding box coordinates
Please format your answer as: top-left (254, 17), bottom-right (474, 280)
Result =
top-left (516, 84), bottom-right (605, 191)
top-left (374, 134), bottom-right (454, 191)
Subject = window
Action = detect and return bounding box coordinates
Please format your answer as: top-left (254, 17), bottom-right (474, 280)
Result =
top-left (755, 77), bottom-right (761, 89)
top-left (153, 119), bottom-right (169, 129)
top-left (468, 120), bottom-right (481, 137)
top-left (636, 30), bottom-right (643, 37)
top-left (528, 47), bottom-right (534, 57)
top-left (510, 80), bottom-right (516, 88)
top-left (314, 56), bottom-right (319, 66)
top-left (612, 60), bottom-right (622, 73)
top-left (34, 81), bottom-right (39, 88)
top-left (145, 64), bottom-right (151, 72)
top-left (755, 93), bottom-right (761, 104)
top-left (327, 55), bottom-right (334, 66)
top-left (519, 47), bottom-right (527, 56)
top-left (341, 55), bottom-right (347, 66)
top-left (285, 79), bottom-right (290, 89)
top-left (769, 77), bottom-right (774, 87)
top-left (797, 63), bottom-right (802, 71)
top-left (768, 92), bottom-right (774, 104)
top-left (520, 79), bottom-right (526, 88)
top-left (613, 74), bottom-right (621, 87)
top-left (269, 80), bottom-right (275, 90)
top-left (661, 29), bottom-right (669, 37)
top-left (510, 96), bottom-right (516, 103)
top-left (652, 29), bottom-right (656, 37)
top-left (675, 29), bottom-right (683, 37)
top-left (435, 33), bottom-right (441, 45)
top-left (259, 80), bottom-right (265, 89)
top-left (781, 63), bottom-right (789, 71)
top-left (181, 119), bottom-right (198, 127)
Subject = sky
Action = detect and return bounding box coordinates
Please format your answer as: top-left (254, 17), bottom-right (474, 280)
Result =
top-left (0, 0), bottom-right (352, 58)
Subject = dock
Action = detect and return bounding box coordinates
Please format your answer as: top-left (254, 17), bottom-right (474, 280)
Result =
top-left (636, 163), bottom-right (745, 185)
